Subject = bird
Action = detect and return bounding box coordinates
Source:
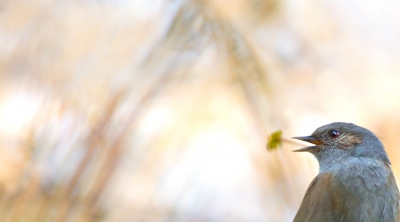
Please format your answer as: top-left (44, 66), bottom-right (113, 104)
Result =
top-left (292, 122), bottom-right (400, 222)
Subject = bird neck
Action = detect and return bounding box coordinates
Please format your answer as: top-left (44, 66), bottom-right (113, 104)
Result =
top-left (313, 147), bottom-right (352, 173)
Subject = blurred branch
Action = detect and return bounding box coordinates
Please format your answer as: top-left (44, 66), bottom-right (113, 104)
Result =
top-left (56, 89), bottom-right (126, 221)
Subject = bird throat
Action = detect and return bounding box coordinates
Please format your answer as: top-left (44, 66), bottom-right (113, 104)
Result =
top-left (312, 147), bottom-right (352, 173)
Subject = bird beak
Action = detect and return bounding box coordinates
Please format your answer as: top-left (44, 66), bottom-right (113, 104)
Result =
top-left (292, 136), bottom-right (323, 152)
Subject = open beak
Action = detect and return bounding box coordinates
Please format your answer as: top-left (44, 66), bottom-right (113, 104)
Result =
top-left (292, 136), bottom-right (323, 152)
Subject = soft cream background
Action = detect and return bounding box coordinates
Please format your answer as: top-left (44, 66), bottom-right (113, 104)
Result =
top-left (1, 0), bottom-right (400, 221)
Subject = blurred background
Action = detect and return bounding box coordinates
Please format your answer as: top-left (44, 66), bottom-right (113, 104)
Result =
top-left (1, 0), bottom-right (400, 221)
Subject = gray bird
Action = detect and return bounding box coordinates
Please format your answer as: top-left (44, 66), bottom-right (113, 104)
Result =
top-left (293, 122), bottom-right (400, 222)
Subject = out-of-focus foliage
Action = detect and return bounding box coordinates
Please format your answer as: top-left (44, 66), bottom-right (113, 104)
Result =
top-left (267, 130), bottom-right (283, 151)
top-left (1, 0), bottom-right (400, 221)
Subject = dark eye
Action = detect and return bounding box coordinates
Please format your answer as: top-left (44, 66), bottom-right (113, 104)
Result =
top-left (329, 130), bottom-right (340, 138)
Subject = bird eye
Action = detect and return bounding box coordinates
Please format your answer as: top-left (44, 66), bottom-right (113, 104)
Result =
top-left (329, 130), bottom-right (340, 138)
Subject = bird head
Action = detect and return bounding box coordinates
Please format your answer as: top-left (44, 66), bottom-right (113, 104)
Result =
top-left (293, 122), bottom-right (390, 164)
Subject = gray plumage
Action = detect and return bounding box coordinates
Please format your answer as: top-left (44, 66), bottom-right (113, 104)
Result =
top-left (293, 122), bottom-right (400, 222)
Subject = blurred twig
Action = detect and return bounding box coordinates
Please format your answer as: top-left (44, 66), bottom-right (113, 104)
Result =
top-left (55, 89), bottom-right (126, 221)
